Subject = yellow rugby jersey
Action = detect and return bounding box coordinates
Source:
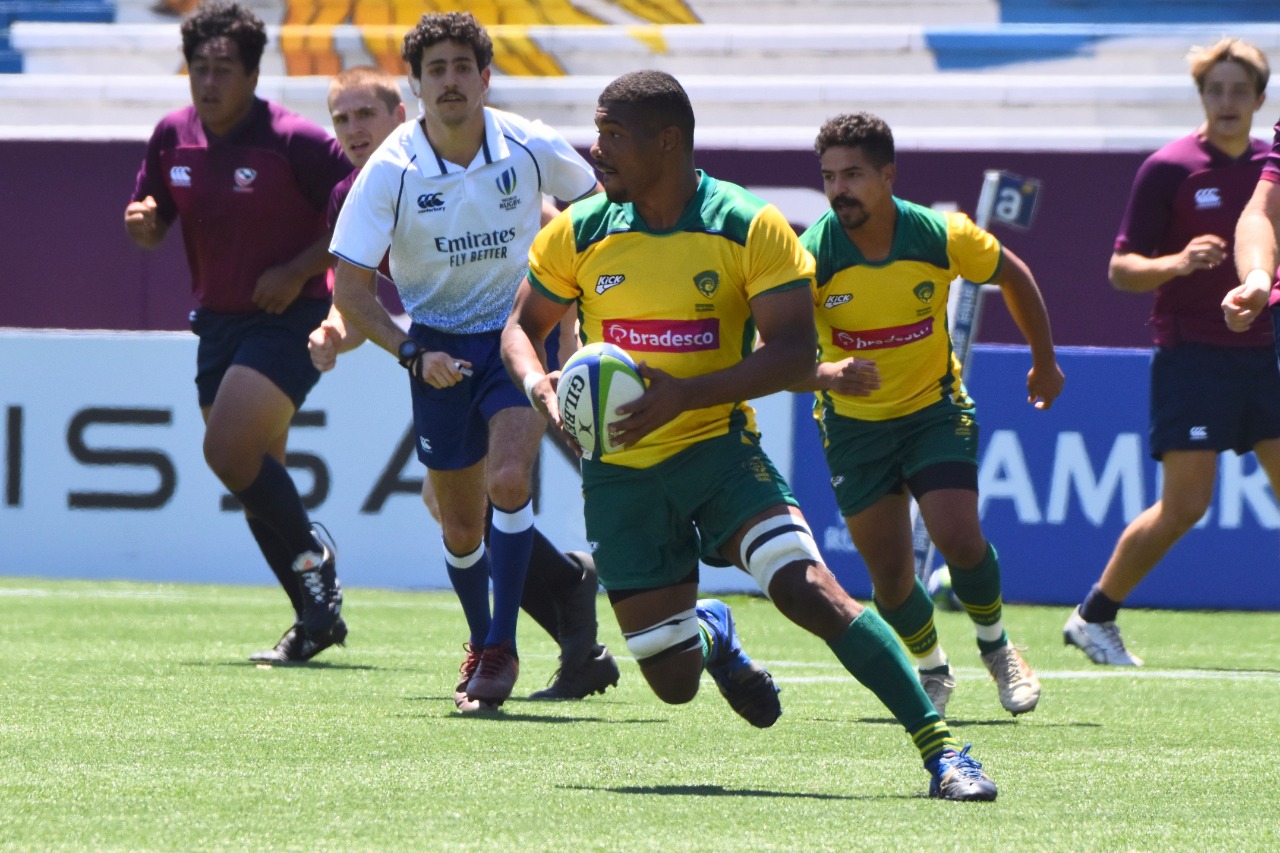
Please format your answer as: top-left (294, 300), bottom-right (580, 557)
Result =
top-left (529, 172), bottom-right (815, 468)
top-left (800, 197), bottom-right (1002, 421)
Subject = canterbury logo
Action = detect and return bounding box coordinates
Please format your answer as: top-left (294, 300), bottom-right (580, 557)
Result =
top-left (596, 274), bottom-right (625, 294)
top-left (1189, 426), bottom-right (1208, 440)
top-left (169, 165), bottom-right (191, 187)
top-left (1194, 188), bottom-right (1221, 209)
top-left (418, 192), bottom-right (445, 211)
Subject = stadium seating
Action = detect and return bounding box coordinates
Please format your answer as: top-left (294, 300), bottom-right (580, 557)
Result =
top-left (1, 0), bottom-right (1279, 150)
top-left (0, 0), bottom-right (112, 71)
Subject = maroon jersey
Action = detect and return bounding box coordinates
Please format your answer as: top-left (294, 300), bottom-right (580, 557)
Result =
top-left (133, 97), bottom-right (353, 313)
top-left (1261, 119), bottom-right (1280, 310)
top-left (1114, 132), bottom-right (1271, 347)
top-left (325, 166), bottom-right (400, 310)
top-left (1263, 117), bottom-right (1280, 185)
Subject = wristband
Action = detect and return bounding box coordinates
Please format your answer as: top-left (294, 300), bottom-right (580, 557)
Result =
top-left (522, 371), bottom-right (546, 404)
top-left (1244, 268), bottom-right (1273, 292)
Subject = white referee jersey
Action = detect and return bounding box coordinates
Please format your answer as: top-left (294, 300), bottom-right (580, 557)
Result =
top-left (330, 107), bottom-right (597, 334)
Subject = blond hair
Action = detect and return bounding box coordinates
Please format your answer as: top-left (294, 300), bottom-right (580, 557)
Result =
top-left (1188, 38), bottom-right (1269, 95)
top-left (328, 65), bottom-right (403, 114)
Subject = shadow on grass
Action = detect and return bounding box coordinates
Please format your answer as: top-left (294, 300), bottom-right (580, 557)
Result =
top-left (815, 716), bottom-right (1100, 729)
top-left (1171, 665), bottom-right (1280, 676)
top-left (195, 661), bottom-right (383, 671)
top-left (400, 696), bottom-right (666, 724)
top-left (558, 783), bottom-right (907, 801)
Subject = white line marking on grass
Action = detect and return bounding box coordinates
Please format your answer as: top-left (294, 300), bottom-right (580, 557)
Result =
top-left (779, 668), bottom-right (1279, 683)
top-left (0, 587), bottom-right (461, 609)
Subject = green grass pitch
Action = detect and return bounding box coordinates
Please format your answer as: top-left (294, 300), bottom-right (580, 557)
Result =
top-left (2, 577), bottom-right (1278, 851)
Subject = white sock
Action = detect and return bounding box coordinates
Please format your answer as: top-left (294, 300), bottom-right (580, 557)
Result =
top-left (975, 620), bottom-right (1005, 644)
top-left (917, 646), bottom-right (948, 671)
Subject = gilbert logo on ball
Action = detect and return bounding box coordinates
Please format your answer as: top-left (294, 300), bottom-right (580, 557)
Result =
top-left (557, 342), bottom-right (646, 460)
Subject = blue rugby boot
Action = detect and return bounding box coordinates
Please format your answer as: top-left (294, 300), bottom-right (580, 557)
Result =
top-left (927, 744), bottom-right (999, 801)
top-left (696, 598), bottom-right (782, 728)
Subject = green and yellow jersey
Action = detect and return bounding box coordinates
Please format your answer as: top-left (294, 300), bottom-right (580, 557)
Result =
top-left (800, 197), bottom-right (1002, 421)
top-left (529, 171), bottom-right (814, 468)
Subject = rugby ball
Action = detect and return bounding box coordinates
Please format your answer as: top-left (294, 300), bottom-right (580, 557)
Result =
top-left (556, 342), bottom-right (646, 460)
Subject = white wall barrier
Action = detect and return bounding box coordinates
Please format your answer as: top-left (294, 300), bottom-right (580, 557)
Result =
top-left (4, 331), bottom-right (1278, 608)
top-left (0, 329), bottom-right (780, 593)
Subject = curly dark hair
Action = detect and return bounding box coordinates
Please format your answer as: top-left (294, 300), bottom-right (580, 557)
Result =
top-left (597, 70), bottom-right (695, 150)
top-left (180, 1), bottom-right (267, 74)
top-left (401, 11), bottom-right (493, 78)
top-left (814, 112), bottom-right (895, 168)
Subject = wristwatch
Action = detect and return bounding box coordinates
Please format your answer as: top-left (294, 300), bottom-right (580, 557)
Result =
top-left (397, 339), bottom-right (423, 370)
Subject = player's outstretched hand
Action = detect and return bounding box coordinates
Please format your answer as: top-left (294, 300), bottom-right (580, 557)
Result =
top-left (253, 265), bottom-right (306, 315)
top-left (821, 357), bottom-right (880, 396)
top-left (123, 196), bottom-right (165, 248)
top-left (309, 321), bottom-right (342, 372)
top-left (1175, 234), bottom-right (1227, 276)
top-left (1027, 359), bottom-right (1065, 410)
top-left (414, 351), bottom-right (472, 389)
top-left (531, 371), bottom-right (582, 458)
top-left (610, 363), bottom-right (686, 448)
top-left (1222, 280), bottom-right (1269, 332)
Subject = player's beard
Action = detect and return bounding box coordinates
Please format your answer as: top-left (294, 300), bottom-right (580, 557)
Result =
top-left (832, 197), bottom-right (868, 230)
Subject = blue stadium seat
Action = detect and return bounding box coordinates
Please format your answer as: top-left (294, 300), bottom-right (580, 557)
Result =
top-left (0, 0), bottom-right (114, 72)
top-left (998, 0), bottom-right (1277, 25)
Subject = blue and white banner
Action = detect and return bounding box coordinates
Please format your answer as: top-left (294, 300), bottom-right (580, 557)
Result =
top-left (4, 331), bottom-right (1277, 608)
top-left (791, 345), bottom-right (1280, 611)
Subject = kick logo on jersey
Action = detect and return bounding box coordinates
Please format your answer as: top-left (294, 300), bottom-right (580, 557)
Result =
top-left (233, 168), bottom-right (257, 191)
top-left (595, 274), bottom-right (625, 294)
top-left (495, 168), bottom-right (521, 211)
top-left (824, 293), bottom-right (852, 309)
top-left (604, 318), bottom-right (719, 352)
top-left (832, 318), bottom-right (934, 351)
top-left (693, 270), bottom-right (719, 299)
top-left (169, 165), bottom-right (192, 187)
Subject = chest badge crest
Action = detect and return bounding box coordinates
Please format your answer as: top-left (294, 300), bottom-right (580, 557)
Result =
top-left (694, 270), bottom-right (719, 299)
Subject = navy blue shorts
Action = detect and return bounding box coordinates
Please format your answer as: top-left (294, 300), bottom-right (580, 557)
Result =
top-left (190, 297), bottom-right (330, 409)
top-left (407, 325), bottom-right (530, 471)
top-left (1149, 342), bottom-right (1280, 458)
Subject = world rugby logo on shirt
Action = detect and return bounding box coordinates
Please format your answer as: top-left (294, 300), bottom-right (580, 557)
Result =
top-left (495, 168), bottom-right (517, 195)
top-left (495, 168), bottom-right (521, 211)
top-left (233, 168), bottom-right (257, 191)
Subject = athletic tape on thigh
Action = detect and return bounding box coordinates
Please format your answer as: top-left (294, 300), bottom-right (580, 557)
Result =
top-left (623, 608), bottom-right (701, 664)
top-left (738, 515), bottom-right (823, 592)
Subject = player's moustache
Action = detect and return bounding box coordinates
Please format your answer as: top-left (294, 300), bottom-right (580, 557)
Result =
top-left (832, 195), bottom-right (860, 210)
